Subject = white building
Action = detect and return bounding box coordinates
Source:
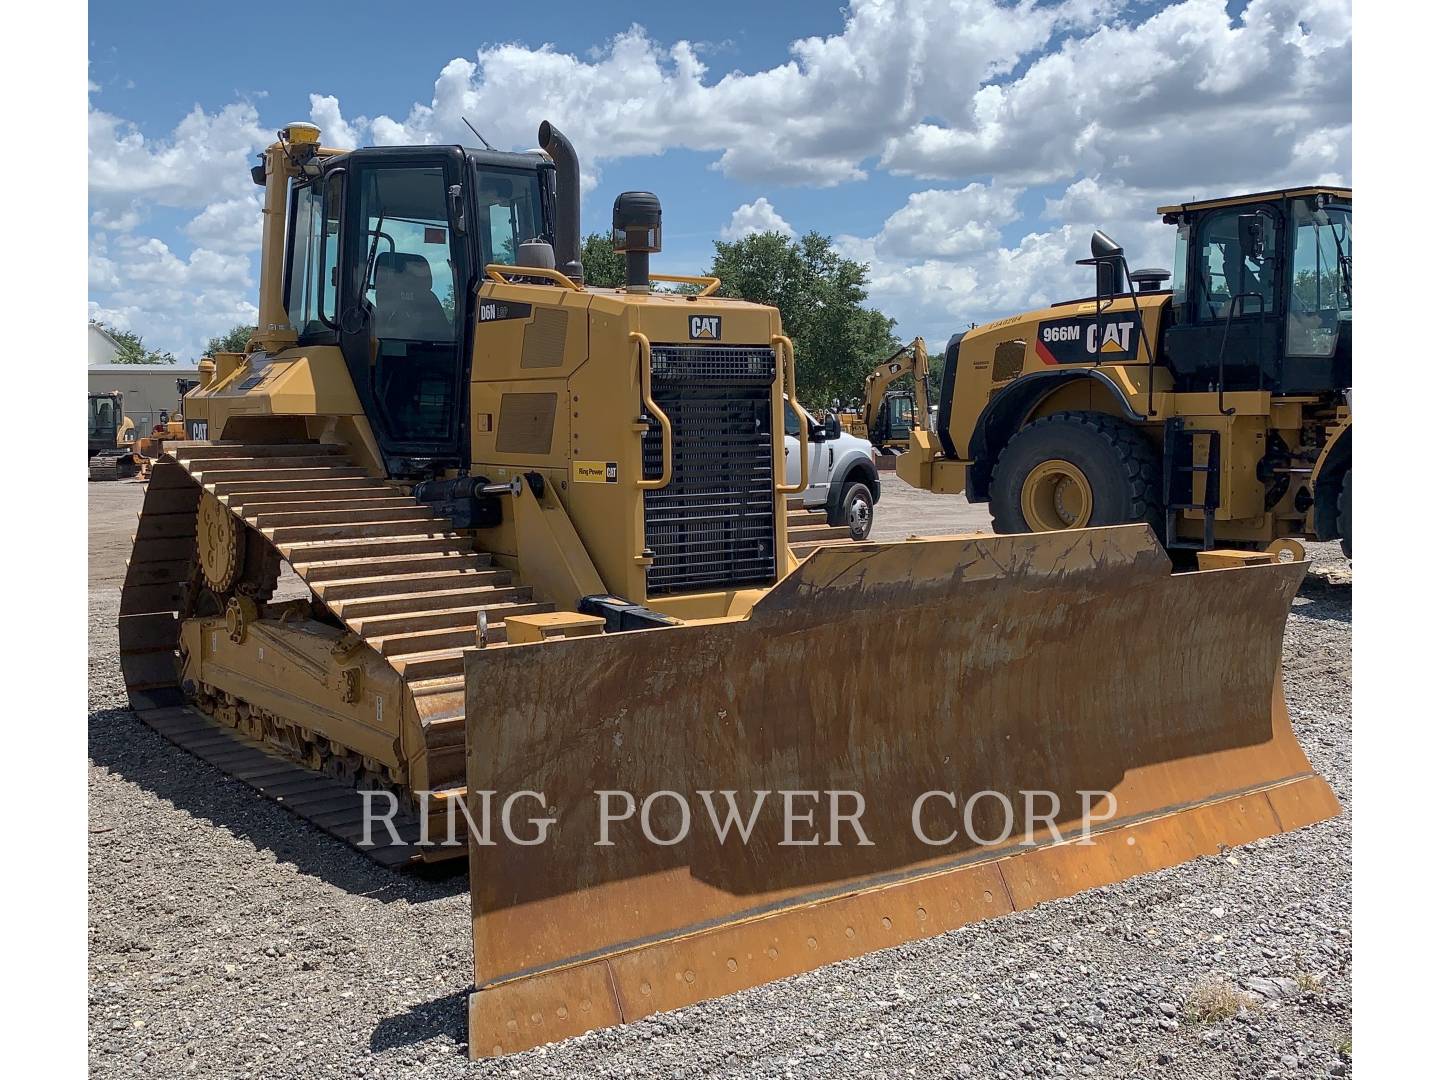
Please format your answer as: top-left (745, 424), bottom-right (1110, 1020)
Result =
top-left (88, 323), bottom-right (122, 367)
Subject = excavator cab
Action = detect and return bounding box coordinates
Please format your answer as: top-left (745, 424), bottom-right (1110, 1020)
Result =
top-left (874, 389), bottom-right (916, 444)
top-left (88, 392), bottom-right (123, 457)
top-left (281, 142), bottom-right (553, 476)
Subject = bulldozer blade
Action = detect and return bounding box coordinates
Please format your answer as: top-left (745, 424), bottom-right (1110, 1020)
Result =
top-left (462, 525), bottom-right (1337, 1058)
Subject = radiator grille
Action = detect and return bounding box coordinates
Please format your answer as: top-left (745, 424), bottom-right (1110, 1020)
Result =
top-left (642, 345), bottom-right (778, 596)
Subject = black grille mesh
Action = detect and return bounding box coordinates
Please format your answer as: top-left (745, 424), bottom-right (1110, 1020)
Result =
top-left (642, 345), bottom-right (778, 595)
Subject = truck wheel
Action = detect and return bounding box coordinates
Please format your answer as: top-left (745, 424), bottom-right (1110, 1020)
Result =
top-left (841, 482), bottom-right (874, 540)
top-left (1337, 468), bottom-right (1352, 559)
top-left (991, 411), bottom-right (1161, 535)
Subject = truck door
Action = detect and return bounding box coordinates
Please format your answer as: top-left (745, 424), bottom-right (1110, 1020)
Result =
top-left (783, 402), bottom-right (831, 507)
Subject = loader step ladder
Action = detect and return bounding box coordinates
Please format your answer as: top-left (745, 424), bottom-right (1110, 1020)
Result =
top-left (1162, 418), bottom-right (1220, 551)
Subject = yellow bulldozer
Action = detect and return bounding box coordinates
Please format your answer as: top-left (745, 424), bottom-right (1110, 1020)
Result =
top-left (900, 187), bottom-right (1352, 556)
top-left (844, 336), bottom-right (931, 464)
top-left (117, 123), bottom-right (1337, 1057)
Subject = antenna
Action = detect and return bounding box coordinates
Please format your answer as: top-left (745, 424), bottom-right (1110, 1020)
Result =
top-left (462, 117), bottom-right (495, 151)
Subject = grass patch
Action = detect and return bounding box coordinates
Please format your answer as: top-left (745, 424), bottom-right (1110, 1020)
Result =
top-left (1184, 977), bottom-right (1257, 1024)
top-left (1297, 971), bottom-right (1326, 994)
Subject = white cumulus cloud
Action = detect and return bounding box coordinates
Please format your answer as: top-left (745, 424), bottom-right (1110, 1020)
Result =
top-left (722, 198), bottom-right (795, 240)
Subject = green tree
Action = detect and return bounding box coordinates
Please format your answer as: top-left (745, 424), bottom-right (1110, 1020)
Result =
top-left (705, 231), bottom-right (898, 409)
top-left (91, 320), bottom-right (176, 365)
top-left (203, 324), bottom-right (256, 356)
top-left (580, 232), bottom-right (625, 288)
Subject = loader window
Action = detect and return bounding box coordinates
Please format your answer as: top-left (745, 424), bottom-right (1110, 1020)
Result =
top-left (1196, 209), bottom-right (1277, 320)
top-left (1287, 200), bottom-right (1351, 358)
top-left (1170, 225), bottom-right (1189, 304)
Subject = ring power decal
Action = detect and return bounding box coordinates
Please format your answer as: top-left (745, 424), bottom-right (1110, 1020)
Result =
top-left (1036, 314), bottom-right (1140, 364)
top-left (573, 460), bottom-right (619, 484)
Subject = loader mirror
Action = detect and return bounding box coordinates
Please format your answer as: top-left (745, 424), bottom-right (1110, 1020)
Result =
top-left (1088, 230), bottom-right (1124, 301)
top-left (1238, 213), bottom-right (1266, 261)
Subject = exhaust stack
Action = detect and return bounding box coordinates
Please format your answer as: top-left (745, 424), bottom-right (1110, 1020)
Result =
top-left (538, 121), bottom-right (583, 284)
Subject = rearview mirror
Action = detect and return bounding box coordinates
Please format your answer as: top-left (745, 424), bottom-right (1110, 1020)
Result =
top-left (1237, 213), bottom-right (1266, 261)
top-left (824, 414), bottom-right (842, 440)
top-left (447, 184), bottom-right (467, 235)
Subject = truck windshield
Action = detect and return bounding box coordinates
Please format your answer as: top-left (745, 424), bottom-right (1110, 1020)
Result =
top-left (1287, 199), bottom-right (1351, 358)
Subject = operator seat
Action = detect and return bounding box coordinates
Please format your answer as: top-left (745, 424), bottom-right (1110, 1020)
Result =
top-left (372, 252), bottom-right (453, 342)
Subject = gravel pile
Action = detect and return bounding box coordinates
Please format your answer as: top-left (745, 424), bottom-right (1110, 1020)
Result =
top-left (88, 482), bottom-right (1351, 1078)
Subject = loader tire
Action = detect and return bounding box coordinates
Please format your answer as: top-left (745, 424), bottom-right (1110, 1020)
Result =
top-left (991, 411), bottom-right (1161, 536)
top-left (1337, 468), bottom-right (1352, 559)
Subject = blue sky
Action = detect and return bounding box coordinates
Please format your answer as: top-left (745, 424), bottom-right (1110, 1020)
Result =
top-left (88, 0), bottom-right (1352, 360)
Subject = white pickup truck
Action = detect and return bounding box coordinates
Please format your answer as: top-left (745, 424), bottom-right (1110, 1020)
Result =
top-left (783, 400), bottom-right (882, 540)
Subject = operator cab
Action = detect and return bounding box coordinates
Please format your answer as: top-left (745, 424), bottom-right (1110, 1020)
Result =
top-left (280, 145), bottom-right (554, 476)
top-left (1158, 186), bottom-right (1351, 396)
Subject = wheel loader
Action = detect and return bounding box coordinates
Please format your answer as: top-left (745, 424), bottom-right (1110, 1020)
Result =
top-left (898, 187), bottom-right (1352, 556)
top-left (115, 123), bottom-right (1337, 1057)
top-left (88, 390), bottom-right (139, 480)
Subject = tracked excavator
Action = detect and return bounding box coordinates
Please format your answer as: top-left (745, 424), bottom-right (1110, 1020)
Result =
top-left (117, 122), bottom-right (1337, 1057)
top-left (848, 335), bottom-right (930, 459)
top-left (88, 391), bottom-right (139, 480)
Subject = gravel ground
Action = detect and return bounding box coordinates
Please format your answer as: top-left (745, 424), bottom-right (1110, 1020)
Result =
top-left (89, 476), bottom-right (1351, 1079)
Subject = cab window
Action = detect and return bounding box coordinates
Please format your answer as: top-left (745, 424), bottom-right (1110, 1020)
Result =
top-left (1195, 209), bottom-right (1277, 320)
top-left (1287, 199), bottom-right (1351, 358)
top-left (476, 170), bottom-right (544, 268)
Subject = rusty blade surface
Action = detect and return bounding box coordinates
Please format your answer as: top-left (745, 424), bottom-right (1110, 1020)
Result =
top-left (463, 524), bottom-right (1337, 1057)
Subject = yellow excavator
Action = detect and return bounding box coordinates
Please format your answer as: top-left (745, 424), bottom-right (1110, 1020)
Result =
top-left (88, 391), bottom-right (139, 480)
top-left (117, 122), bottom-right (1336, 1057)
top-left (899, 187), bottom-right (1352, 556)
top-left (845, 336), bottom-right (930, 462)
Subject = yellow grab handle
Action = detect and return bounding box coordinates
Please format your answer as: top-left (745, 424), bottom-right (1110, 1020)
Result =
top-left (484, 264), bottom-right (585, 291)
top-left (774, 334), bottom-right (808, 495)
top-left (649, 273), bottom-right (722, 296)
top-left (633, 332), bottom-right (673, 490)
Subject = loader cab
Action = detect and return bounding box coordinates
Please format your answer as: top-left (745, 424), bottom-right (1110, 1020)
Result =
top-left (1159, 187), bottom-right (1351, 396)
top-left (285, 145), bottom-right (553, 477)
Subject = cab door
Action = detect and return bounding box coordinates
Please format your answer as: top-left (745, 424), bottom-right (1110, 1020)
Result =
top-left (334, 149), bottom-right (471, 476)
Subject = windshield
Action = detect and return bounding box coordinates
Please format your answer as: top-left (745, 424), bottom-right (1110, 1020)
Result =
top-left (1287, 199), bottom-right (1351, 358)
